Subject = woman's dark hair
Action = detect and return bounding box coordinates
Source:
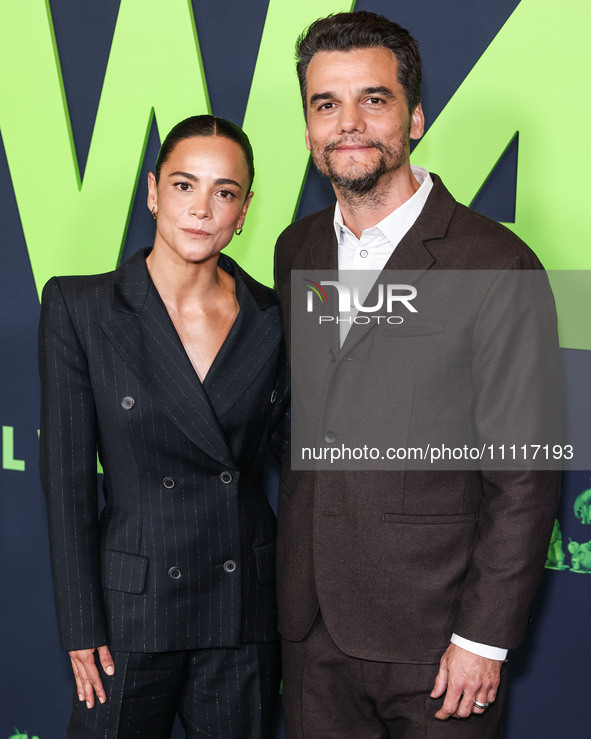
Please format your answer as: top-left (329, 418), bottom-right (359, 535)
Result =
top-left (296, 11), bottom-right (422, 120)
top-left (155, 114), bottom-right (254, 190)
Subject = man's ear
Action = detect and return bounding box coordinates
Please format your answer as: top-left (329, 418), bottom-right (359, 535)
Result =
top-left (410, 103), bottom-right (425, 140)
top-left (305, 127), bottom-right (312, 151)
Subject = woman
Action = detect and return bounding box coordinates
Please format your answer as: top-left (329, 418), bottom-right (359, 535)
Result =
top-left (39, 115), bottom-right (287, 738)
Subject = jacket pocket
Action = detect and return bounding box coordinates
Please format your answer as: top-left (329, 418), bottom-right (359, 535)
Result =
top-left (101, 549), bottom-right (148, 594)
top-left (381, 322), bottom-right (444, 337)
top-left (383, 512), bottom-right (475, 525)
top-left (254, 542), bottom-right (276, 584)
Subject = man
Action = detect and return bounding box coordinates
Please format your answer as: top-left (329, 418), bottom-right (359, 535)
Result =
top-left (273, 11), bottom-right (561, 738)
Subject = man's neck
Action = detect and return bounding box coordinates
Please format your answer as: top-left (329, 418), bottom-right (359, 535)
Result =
top-left (336, 165), bottom-right (421, 239)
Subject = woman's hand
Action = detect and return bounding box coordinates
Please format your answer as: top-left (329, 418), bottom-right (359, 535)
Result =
top-left (69, 645), bottom-right (115, 708)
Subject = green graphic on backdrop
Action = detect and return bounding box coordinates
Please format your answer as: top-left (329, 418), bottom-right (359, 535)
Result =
top-left (568, 485), bottom-right (591, 573)
top-left (546, 485), bottom-right (591, 573)
top-left (567, 540), bottom-right (591, 572)
top-left (1, 0), bottom-right (590, 346)
top-left (413, 0), bottom-right (591, 349)
top-left (573, 488), bottom-right (591, 525)
top-left (415, 0), bottom-right (589, 269)
top-left (2, 426), bottom-right (25, 472)
top-left (0, 0), bottom-right (205, 289)
top-left (237, 0), bottom-right (355, 282)
top-left (0, 0), bottom-right (352, 293)
top-left (545, 519), bottom-right (567, 570)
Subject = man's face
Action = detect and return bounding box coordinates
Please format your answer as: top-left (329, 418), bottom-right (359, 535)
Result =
top-left (304, 47), bottom-right (424, 195)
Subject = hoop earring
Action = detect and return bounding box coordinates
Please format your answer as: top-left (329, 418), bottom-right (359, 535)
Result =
top-left (151, 208), bottom-right (157, 220)
top-left (234, 226), bottom-right (243, 236)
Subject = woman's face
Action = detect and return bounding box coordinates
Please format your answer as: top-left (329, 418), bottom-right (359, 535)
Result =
top-left (147, 135), bottom-right (253, 265)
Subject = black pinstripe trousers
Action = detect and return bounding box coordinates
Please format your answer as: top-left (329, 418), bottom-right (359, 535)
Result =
top-left (67, 642), bottom-right (280, 738)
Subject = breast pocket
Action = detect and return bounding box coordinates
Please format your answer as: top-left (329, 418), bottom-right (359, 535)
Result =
top-left (382, 512), bottom-right (474, 525)
top-left (381, 322), bottom-right (445, 338)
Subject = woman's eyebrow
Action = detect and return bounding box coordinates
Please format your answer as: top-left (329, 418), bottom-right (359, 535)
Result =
top-left (215, 178), bottom-right (242, 188)
top-left (168, 170), bottom-right (198, 181)
top-left (168, 171), bottom-right (242, 188)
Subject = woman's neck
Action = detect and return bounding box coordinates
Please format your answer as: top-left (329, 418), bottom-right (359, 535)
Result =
top-left (145, 246), bottom-right (233, 312)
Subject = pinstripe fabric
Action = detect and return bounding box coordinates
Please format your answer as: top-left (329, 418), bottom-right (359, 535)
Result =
top-left (67, 643), bottom-right (280, 738)
top-left (39, 248), bottom-right (288, 655)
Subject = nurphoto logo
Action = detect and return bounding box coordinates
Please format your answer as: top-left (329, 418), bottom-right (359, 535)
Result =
top-left (303, 278), bottom-right (418, 326)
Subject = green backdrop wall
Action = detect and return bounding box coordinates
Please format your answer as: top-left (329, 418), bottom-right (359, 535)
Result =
top-left (1, 1), bottom-right (589, 736)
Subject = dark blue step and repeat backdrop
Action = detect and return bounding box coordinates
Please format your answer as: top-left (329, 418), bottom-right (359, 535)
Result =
top-left (1, 1), bottom-right (589, 737)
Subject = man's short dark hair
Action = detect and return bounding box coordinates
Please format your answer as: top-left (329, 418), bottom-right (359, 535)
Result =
top-left (296, 11), bottom-right (422, 120)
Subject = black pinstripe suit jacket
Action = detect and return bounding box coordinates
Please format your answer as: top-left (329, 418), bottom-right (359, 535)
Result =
top-left (39, 247), bottom-right (287, 653)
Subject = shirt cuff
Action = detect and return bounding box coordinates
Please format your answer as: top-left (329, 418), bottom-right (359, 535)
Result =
top-left (450, 634), bottom-right (508, 661)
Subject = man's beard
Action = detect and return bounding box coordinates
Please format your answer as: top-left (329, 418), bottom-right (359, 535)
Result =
top-left (312, 137), bottom-right (407, 197)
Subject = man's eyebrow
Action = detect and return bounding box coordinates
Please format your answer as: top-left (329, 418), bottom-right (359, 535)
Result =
top-left (309, 92), bottom-right (335, 106)
top-left (168, 171), bottom-right (242, 189)
top-left (309, 87), bottom-right (396, 107)
top-left (363, 86), bottom-right (395, 98)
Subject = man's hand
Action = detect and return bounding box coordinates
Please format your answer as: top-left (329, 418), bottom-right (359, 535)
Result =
top-left (430, 643), bottom-right (501, 720)
top-left (69, 645), bottom-right (115, 709)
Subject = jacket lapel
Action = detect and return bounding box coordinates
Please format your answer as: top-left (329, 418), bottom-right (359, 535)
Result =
top-left (100, 248), bottom-right (236, 469)
top-left (338, 230), bottom-right (435, 357)
top-left (310, 213), bottom-right (338, 272)
top-left (309, 213), bottom-right (340, 358)
top-left (338, 174), bottom-right (454, 359)
top-left (203, 256), bottom-right (283, 419)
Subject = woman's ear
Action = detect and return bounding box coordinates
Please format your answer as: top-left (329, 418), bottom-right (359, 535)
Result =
top-left (237, 190), bottom-right (254, 230)
top-left (147, 171), bottom-right (158, 213)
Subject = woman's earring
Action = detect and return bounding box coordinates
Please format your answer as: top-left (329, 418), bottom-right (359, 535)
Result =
top-left (234, 226), bottom-right (243, 236)
top-left (151, 208), bottom-right (158, 220)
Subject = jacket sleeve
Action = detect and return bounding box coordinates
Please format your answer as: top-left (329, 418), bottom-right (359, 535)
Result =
top-left (39, 277), bottom-right (108, 651)
top-left (451, 265), bottom-right (562, 648)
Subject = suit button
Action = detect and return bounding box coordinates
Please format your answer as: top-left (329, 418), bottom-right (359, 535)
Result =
top-left (223, 560), bottom-right (237, 573)
top-left (270, 389), bottom-right (277, 403)
top-left (219, 471), bottom-right (233, 484)
top-left (162, 477), bottom-right (175, 489)
top-left (324, 431), bottom-right (337, 444)
top-left (121, 396), bottom-right (135, 410)
top-left (168, 566), bottom-right (181, 580)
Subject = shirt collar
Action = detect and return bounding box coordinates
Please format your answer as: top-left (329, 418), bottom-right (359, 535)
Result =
top-left (333, 166), bottom-right (433, 245)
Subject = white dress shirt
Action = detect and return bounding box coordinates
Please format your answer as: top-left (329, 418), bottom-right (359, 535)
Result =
top-left (332, 165), bottom-right (507, 662)
top-left (334, 166), bottom-right (432, 345)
